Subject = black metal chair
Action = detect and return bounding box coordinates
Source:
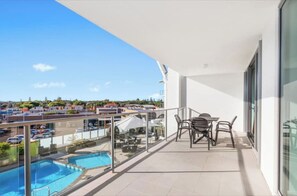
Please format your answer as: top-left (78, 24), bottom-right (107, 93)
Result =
top-left (199, 113), bottom-right (214, 145)
top-left (174, 114), bottom-right (192, 148)
top-left (215, 116), bottom-right (237, 148)
top-left (191, 117), bottom-right (212, 150)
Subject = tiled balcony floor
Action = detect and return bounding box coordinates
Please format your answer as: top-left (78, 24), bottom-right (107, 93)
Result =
top-left (74, 132), bottom-right (271, 196)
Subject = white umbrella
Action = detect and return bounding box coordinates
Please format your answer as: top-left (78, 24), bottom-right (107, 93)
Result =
top-left (115, 116), bottom-right (162, 133)
top-left (115, 116), bottom-right (146, 133)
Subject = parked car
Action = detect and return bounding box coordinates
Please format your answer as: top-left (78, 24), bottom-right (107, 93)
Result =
top-left (42, 132), bottom-right (52, 138)
top-left (15, 135), bottom-right (24, 141)
top-left (44, 129), bottom-right (55, 135)
top-left (88, 126), bottom-right (98, 131)
top-left (0, 130), bottom-right (4, 136)
top-left (6, 137), bottom-right (22, 144)
top-left (32, 134), bottom-right (44, 140)
top-left (31, 129), bottom-right (39, 136)
top-left (0, 129), bottom-right (11, 134)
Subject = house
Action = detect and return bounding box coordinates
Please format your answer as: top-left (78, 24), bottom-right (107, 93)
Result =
top-left (104, 102), bottom-right (118, 108)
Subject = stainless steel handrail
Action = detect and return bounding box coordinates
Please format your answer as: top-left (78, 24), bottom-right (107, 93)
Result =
top-left (189, 108), bottom-right (200, 119)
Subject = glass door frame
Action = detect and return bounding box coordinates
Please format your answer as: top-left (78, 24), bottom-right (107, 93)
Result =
top-left (278, 0), bottom-right (297, 195)
top-left (244, 42), bottom-right (262, 153)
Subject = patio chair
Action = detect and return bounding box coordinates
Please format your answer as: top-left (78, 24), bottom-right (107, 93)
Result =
top-left (135, 138), bottom-right (142, 144)
top-left (130, 145), bottom-right (137, 153)
top-left (174, 114), bottom-right (191, 144)
top-left (158, 114), bottom-right (164, 119)
top-left (215, 116), bottom-right (237, 148)
top-left (199, 113), bottom-right (214, 145)
top-left (191, 117), bottom-right (212, 150)
top-left (122, 145), bottom-right (129, 153)
top-left (39, 146), bottom-right (50, 156)
top-left (50, 144), bottom-right (57, 154)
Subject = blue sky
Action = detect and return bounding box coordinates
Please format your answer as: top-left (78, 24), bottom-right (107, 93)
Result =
top-left (0, 0), bottom-right (163, 102)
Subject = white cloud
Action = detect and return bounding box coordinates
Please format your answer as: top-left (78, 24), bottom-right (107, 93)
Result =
top-left (89, 87), bottom-right (99, 92)
top-left (33, 63), bottom-right (56, 72)
top-left (33, 82), bottom-right (66, 89)
top-left (104, 81), bottom-right (111, 87)
top-left (89, 84), bottom-right (100, 92)
top-left (149, 93), bottom-right (162, 100)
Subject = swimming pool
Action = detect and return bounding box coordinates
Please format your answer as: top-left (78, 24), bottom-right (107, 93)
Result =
top-left (0, 160), bottom-right (82, 196)
top-left (68, 152), bottom-right (111, 169)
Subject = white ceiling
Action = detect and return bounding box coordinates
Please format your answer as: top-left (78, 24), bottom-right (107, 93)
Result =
top-left (58, 0), bottom-right (279, 76)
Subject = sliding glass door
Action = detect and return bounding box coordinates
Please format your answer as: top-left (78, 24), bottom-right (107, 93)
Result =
top-left (245, 44), bottom-right (261, 151)
top-left (280, 1), bottom-right (297, 195)
top-left (247, 60), bottom-right (257, 144)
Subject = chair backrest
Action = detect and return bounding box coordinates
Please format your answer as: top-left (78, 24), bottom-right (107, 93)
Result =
top-left (174, 114), bottom-right (182, 124)
top-left (199, 113), bottom-right (211, 118)
top-left (199, 113), bottom-right (211, 125)
top-left (191, 117), bottom-right (209, 132)
top-left (158, 114), bottom-right (164, 119)
top-left (231, 116), bottom-right (237, 126)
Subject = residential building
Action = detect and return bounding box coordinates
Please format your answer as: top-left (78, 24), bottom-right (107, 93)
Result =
top-left (104, 102), bottom-right (118, 108)
top-left (96, 107), bottom-right (122, 115)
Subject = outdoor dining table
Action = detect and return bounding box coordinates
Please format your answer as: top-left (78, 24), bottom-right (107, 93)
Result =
top-left (188, 116), bottom-right (220, 144)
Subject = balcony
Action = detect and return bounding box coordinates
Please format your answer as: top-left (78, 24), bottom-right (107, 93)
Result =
top-left (0, 107), bottom-right (271, 195)
top-left (68, 130), bottom-right (271, 196)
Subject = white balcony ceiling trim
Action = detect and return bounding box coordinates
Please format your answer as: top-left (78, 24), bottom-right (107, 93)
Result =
top-left (58, 0), bottom-right (279, 76)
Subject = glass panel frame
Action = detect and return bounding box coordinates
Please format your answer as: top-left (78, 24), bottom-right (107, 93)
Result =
top-left (279, 0), bottom-right (297, 195)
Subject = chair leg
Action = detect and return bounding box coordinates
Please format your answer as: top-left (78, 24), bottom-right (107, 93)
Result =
top-left (193, 131), bottom-right (196, 142)
top-left (179, 128), bottom-right (182, 139)
top-left (230, 130), bottom-right (235, 148)
top-left (210, 130), bottom-right (214, 146)
top-left (189, 129), bottom-right (192, 148)
top-left (215, 130), bottom-right (219, 146)
top-left (175, 127), bottom-right (180, 142)
top-left (207, 132), bottom-right (210, 150)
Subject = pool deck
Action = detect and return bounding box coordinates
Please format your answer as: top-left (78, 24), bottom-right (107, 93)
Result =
top-left (67, 131), bottom-right (272, 196)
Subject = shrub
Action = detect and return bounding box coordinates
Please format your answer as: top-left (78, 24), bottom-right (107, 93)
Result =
top-left (66, 110), bottom-right (78, 114)
top-left (0, 142), bottom-right (10, 159)
top-left (18, 143), bottom-right (24, 155)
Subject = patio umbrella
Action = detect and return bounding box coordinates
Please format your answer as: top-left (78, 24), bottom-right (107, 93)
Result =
top-left (115, 116), bottom-right (146, 133)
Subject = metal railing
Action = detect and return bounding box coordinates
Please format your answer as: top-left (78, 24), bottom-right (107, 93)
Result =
top-left (188, 107), bottom-right (201, 119)
top-left (0, 107), bottom-right (189, 196)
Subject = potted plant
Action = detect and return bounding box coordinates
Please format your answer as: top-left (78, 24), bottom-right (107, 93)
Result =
top-left (0, 142), bottom-right (10, 166)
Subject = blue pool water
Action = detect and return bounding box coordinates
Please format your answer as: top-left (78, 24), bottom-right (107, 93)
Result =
top-left (0, 160), bottom-right (82, 196)
top-left (68, 152), bottom-right (111, 169)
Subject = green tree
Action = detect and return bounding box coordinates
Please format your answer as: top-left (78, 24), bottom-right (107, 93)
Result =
top-left (19, 102), bottom-right (34, 109)
top-left (72, 99), bottom-right (85, 106)
top-left (48, 99), bottom-right (66, 107)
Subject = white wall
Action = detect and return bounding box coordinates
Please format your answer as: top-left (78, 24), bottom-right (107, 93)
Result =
top-left (165, 68), bottom-right (181, 136)
top-left (260, 6), bottom-right (279, 195)
top-left (187, 73), bottom-right (244, 132)
top-left (166, 68), bottom-right (181, 109)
